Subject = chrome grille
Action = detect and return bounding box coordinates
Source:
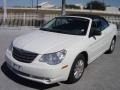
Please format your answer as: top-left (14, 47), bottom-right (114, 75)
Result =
top-left (12, 47), bottom-right (38, 63)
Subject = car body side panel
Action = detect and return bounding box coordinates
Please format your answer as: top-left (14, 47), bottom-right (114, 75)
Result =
top-left (87, 23), bottom-right (117, 63)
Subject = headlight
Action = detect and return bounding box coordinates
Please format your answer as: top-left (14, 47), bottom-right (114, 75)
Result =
top-left (40, 49), bottom-right (67, 65)
top-left (9, 41), bottom-right (13, 51)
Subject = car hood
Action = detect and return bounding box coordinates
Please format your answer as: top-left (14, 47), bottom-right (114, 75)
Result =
top-left (13, 30), bottom-right (84, 54)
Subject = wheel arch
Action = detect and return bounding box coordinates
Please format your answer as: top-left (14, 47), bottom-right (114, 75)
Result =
top-left (75, 51), bottom-right (88, 68)
top-left (113, 35), bottom-right (116, 41)
top-left (65, 51), bottom-right (89, 83)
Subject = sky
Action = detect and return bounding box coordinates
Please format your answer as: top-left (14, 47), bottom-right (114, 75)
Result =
top-left (0, 0), bottom-right (120, 7)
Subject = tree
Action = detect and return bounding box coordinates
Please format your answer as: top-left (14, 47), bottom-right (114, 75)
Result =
top-left (86, 0), bottom-right (106, 10)
top-left (66, 4), bottom-right (80, 9)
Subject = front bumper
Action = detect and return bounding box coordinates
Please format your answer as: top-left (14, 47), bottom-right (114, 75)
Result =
top-left (5, 49), bottom-right (69, 84)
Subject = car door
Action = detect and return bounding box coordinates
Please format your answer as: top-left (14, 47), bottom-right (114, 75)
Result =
top-left (87, 18), bottom-right (108, 63)
top-left (99, 18), bottom-right (111, 50)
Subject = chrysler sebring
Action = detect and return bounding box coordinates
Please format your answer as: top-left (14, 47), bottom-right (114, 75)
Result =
top-left (5, 15), bottom-right (117, 84)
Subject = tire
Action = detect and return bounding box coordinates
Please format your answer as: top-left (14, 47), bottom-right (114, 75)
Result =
top-left (66, 54), bottom-right (85, 84)
top-left (106, 38), bottom-right (116, 54)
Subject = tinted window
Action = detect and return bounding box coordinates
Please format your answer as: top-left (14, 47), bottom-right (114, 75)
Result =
top-left (91, 19), bottom-right (100, 30)
top-left (91, 18), bottom-right (109, 31)
top-left (99, 19), bottom-right (109, 30)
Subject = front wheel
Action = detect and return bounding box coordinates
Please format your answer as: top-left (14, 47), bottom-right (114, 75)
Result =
top-left (66, 54), bottom-right (85, 84)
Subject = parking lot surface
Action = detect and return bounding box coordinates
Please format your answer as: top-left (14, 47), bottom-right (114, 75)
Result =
top-left (0, 30), bottom-right (120, 90)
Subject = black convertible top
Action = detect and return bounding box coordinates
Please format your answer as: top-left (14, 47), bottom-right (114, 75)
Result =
top-left (67, 14), bottom-right (106, 21)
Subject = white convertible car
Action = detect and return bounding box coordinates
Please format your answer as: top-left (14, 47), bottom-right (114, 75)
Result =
top-left (5, 14), bottom-right (117, 84)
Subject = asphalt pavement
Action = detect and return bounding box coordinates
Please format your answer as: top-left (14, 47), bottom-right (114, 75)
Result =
top-left (0, 29), bottom-right (120, 90)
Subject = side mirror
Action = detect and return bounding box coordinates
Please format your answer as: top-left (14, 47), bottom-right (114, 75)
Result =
top-left (90, 28), bottom-right (102, 37)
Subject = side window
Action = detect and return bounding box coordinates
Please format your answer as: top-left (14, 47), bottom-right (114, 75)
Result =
top-left (91, 18), bottom-right (109, 31)
top-left (99, 19), bottom-right (109, 31)
top-left (89, 19), bottom-right (101, 37)
top-left (91, 19), bottom-right (100, 30)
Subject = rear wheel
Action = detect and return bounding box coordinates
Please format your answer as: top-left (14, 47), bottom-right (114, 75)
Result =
top-left (106, 38), bottom-right (116, 54)
top-left (66, 54), bottom-right (85, 84)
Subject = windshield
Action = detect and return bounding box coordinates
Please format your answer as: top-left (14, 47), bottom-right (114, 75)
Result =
top-left (41, 17), bottom-right (90, 35)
